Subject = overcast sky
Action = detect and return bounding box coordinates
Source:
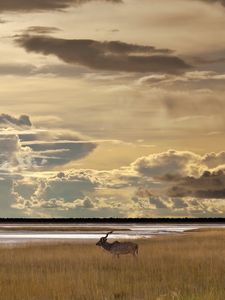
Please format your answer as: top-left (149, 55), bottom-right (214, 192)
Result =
top-left (0, 0), bottom-right (225, 218)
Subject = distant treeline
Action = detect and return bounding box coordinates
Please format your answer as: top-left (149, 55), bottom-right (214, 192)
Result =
top-left (0, 218), bottom-right (224, 224)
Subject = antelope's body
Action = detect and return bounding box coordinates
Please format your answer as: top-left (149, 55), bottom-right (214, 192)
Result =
top-left (96, 231), bottom-right (138, 258)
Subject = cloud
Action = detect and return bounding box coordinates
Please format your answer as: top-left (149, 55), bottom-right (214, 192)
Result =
top-left (0, 135), bottom-right (21, 168)
top-left (156, 89), bottom-right (225, 123)
top-left (23, 140), bottom-right (96, 167)
top-left (138, 71), bottom-right (225, 90)
top-left (0, 114), bottom-right (97, 171)
top-left (198, 0), bottom-right (225, 7)
top-left (0, 114), bottom-right (32, 127)
top-left (5, 148), bottom-right (225, 217)
top-left (25, 26), bottom-right (61, 34)
top-left (0, 64), bottom-right (38, 77)
top-left (0, 63), bottom-right (89, 78)
top-left (0, 178), bottom-right (21, 217)
top-left (131, 150), bottom-right (225, 202)
top-left (37, 196), bottom-right (94, 210)
top-left (130, 151), bottom-right (225, 201)
top-left (0, 18), bottom-right (7, 23)
top-left (81, 197), bottom-right (95, 208)
top-left (12, 170), bottom-right (100, 213)
top-left (167, 170), bottom-right (225, 199)
top-left (149, 196), bottom-right (168, 209)
top-left (33, 172), bottom-right (97, 201)
top-left (37, 64), bottom-right (89, 77)
top-left (12, 166), bottom-right (135, 215)
top-left (16, 35), bottom-right (191, 74)
top-left (171, 198), bottom-right (188, 209)
top-left (0, 0), bottom-right (121, 13)
top-left (1, 143), bottom-right (225, 217)
top-left (202, 152), bottom-right (225, 168)
top-left (132, 150), bottom-right (203, 178)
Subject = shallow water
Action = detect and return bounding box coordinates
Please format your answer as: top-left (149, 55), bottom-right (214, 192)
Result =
top-left (0, 223), bottom-right (224, 245)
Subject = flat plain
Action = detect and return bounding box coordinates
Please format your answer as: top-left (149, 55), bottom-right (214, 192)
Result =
top-left (0, 229), bottom-right (224, 300)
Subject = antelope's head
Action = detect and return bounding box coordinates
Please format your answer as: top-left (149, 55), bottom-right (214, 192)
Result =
top-left (96, 231), bottom-right (113, 246)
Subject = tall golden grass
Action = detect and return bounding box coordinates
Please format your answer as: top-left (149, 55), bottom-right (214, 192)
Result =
top-left (0, 229), bottom-right (224, 300)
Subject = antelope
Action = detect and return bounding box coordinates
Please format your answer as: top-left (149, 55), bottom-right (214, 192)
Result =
top-left (96, 231), bottom-right (138, 258)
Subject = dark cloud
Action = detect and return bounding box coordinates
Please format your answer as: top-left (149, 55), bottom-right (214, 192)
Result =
top-left (0, 114), bottom-right (32, 127)
top-left (168, 170), bottom-right (225, 199)
top-left (192, 56), bottom-right (225, 65)
top-left (24, 141), bottom-right (97, 167)
top-left (111, 29), bottom-right (120, 33)
top-left (16, 35), bottom-right (191, 74)
top-left (149, 196), bottom-right (168, 209)
top-left (25, 26), bottom-right (61, 34)
top-left (171, 198), bottom-right (188, 209)
top-left (199, 0), bottom-right (225, 7)
top-left (76, 197), bottom-right (95, 208)
top-left (0, 113), bottom-right (97, 170)
top-left (131, 150), bottom-right (225, 202)
top-left (0, 0), bottom-right (121, 13)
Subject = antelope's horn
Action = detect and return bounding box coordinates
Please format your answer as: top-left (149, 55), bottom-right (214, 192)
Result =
top-left (104, 231), bottom-right (113, 238)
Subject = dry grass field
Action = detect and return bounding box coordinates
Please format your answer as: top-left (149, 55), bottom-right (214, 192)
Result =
top-left (0, 229), bottom-right (224, 300)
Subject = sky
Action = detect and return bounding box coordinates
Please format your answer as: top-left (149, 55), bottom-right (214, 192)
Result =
top-left (0, 0), bottom-right (225, 218)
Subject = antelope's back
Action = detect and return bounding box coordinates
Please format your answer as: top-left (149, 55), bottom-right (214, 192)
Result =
top-left (111, 241), bottom-right (138, 254)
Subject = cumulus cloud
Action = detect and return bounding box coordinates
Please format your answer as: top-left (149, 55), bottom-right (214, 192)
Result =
top-left (0, 178), bottom-right (20, 217)
top-left (131, 150), bottom-right (225, 204)
top-left (168, 170), bottom-right (225, 199)
top-left (0, 0), bottom-right (121, 13)
top-left (16, 35), bottom-right (191, 74)
top-left (9, 149), bottom-right (225, 217)
top-left (202, 152), bottom-right (225, 168)
top-left (2, 144), bottom-right (225, 217)
top-left (12, 166), bottom-right (133, 215)
top-left (132, 150), bottom-right (204, 178)
top-left (0, 134), bottom-right (35, 171)
top-left (0, 114), bottom-right (32, 127)
top-left (12, 170), bottom-right (100, 213)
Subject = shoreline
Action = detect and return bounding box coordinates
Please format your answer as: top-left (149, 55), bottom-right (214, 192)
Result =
top-left (0, 226), bottom-right (130, 232)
